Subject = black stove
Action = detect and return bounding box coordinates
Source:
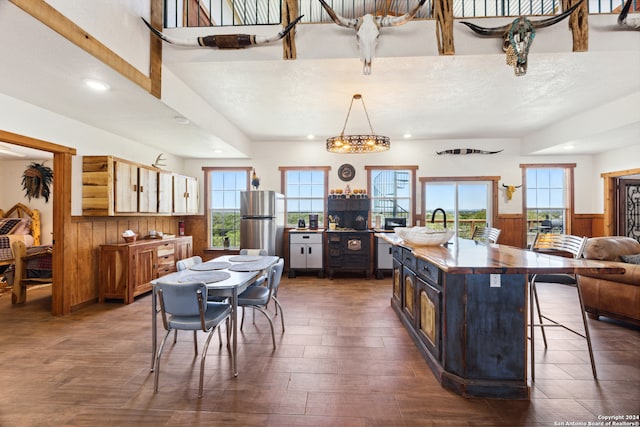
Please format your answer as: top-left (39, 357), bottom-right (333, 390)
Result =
top-left (326, 230), bottom-right (372, 279)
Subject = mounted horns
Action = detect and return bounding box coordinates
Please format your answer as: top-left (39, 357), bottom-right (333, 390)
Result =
top-left (318, 0), bottom-right (427, 74)
top-left (141, 15), bottom-right (304, 49)
top-left (460, 0), bottom-right (584, 76)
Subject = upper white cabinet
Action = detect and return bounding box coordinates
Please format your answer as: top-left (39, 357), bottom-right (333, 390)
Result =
top-left (82, 156), bottom-right (196, 216)
top-left (172, 173), bottom-right (198, 214)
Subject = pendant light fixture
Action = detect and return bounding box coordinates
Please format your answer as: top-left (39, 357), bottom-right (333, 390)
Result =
top-left (326, 94), bottom-right (390, 154)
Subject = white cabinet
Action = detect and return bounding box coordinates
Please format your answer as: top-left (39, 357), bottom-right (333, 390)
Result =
top-left (173, 174), bottom-right (198, 214)
top-left (289, 232), bottom-right (323, 278)
top-left (376, 236), bottom-right (393, 279)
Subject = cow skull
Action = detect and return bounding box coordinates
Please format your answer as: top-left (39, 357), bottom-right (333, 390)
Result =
top-left (141, 15), bottom-right (303, 49)
top-left (502, 184), bottom-right (522, 201)
top-left (618, 0), bottom-right (640, 29)
top-left (318, 0), bottom-right (427, 75)
top-left (460, 0), bottom-right (584, 76)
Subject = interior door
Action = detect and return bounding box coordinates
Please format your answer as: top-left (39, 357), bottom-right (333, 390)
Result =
top-left (617, 179), bottom-right (640, 241)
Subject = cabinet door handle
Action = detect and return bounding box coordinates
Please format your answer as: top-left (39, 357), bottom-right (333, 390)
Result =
top-left (388, 248), bottom-right (392, 255)
top-left (300, 247), bottom-right (304, 255)
top-left (133, 184), bottom-right (137, 192)
top-left (308, 247), bottom-right (312, 255)
top-left (139, 185), bottom-right (144, 193)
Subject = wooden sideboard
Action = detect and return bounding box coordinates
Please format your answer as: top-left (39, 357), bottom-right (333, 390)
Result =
top-left (99, 236), bottom-right (192, 304)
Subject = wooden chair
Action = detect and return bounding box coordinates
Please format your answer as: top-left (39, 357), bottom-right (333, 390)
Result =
top-left (529, 233), bottom-right (595, 380)
top-left (471, 226), bottom-right (501, 244)
top-left (11, 240), bottom-right (52, 304)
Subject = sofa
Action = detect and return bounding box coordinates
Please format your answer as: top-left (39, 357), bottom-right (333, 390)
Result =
top-left (577, 236), bottom-right (640, 326)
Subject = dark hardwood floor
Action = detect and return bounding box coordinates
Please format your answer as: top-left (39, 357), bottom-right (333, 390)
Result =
top-left (0, 277), bottom-right (638, 426)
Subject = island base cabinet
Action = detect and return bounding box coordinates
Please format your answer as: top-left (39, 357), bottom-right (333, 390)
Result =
top-left (99, 236), bottom-right (192, 304)
top-left (391, 250), bottom-right (529, 399)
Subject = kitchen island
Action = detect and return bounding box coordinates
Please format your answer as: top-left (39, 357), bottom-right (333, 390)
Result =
top-left (378, 234), bottom-right (625, 399)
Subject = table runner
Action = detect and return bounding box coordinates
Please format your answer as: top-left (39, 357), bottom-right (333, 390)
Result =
top-left (177, 271), bottom-right (231, 283)
top-left (189, 261), bottom-right (231, 271)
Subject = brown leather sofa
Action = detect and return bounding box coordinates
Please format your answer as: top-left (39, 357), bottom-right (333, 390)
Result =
top-left (577, 236), bottom-right (640, 326)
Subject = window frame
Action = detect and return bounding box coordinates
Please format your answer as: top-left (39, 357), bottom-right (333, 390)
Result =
top-left (419, 176), bottom-right (500, 237)
top-left (202, 166), bottom-right (251, 249)
top-left (521, 163), bottom-right (575, 241)
top-left (366, 165), bottom-right (418, 227)
top-left (279, 166), bottom-right (330, 228)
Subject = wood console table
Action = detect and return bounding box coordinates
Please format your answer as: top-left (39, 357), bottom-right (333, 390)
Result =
top-left (99, 236), bottom-right (192, 304)
top-left (378, 235), bottom-right (625, 399)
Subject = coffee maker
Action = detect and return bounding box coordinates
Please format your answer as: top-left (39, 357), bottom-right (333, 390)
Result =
top-left (308, 214), bottom-right (319, 230)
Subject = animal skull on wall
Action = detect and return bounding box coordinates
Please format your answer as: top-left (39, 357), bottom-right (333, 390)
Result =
top-left (459, 0), bottom-right (584, 76)
top-left (502, 184), bottom-right (522, 201)
top-left (318, 0), bottom-right (427, 75)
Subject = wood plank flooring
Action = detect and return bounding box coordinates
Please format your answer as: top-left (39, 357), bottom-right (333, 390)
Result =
top-left (0, 276), bottom-right (638, 426)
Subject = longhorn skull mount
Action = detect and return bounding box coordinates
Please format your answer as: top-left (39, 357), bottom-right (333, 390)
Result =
top-left (460, 0), bottom-right (584, 76)
top-left (141, 15), bottom-right (304, 49)
top-left (618, 0), bottom-right (640, 29)
top-left (502, 184), bottom-right (522, 201)
top-left (318, 0), bottom-right (427, 75)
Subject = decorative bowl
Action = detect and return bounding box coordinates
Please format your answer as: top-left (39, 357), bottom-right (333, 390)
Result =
top-left (394, 227), bottom-right (454, 246)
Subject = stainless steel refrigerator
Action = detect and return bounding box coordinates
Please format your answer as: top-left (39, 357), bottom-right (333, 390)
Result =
top-left (240, 190), bottom-right (285, 256)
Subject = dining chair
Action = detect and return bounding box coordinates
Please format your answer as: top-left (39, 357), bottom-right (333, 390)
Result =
top-left (529, 233), bottom-right (595, 380)
top-left (154, 280), bottom-right (232, 398)
top-left (176, 255), bottom-right (202, 271)
top-left (237, 257), bottom-right (285, 350)
top-left (471, 226), bottom-right (501, 244)
top-left (239, 249), bottom-right (267, 256)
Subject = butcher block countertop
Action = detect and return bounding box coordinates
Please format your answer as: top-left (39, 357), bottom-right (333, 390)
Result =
top-left (377, 234), bottom-right (626, 276)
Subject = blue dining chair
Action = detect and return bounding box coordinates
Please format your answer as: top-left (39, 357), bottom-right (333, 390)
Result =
top-left (176, 256), bottom-right (202, 271)
top-left (154, 280), bottom-right (232, 398)
top-left (238, 258), bottom-right (285, 350)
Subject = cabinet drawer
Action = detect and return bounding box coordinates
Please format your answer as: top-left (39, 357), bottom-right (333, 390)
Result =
top-left (157, 244), bottom-right (174, 258)
top-left (416, 258), bottom-right (440, 285)
top-left (157, 264), bottom-right (176, 276)
top-left (290, 233), bottom-right (323, 244)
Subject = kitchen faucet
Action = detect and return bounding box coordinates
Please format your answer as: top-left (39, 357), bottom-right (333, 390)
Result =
top-left (431, 208), bottom-right (447, 229)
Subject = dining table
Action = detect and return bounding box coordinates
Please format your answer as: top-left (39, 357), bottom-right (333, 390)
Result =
top-left (149, 254), bottom-right (280, 377)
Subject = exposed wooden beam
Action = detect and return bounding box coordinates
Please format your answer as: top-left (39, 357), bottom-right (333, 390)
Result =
top-left (565, 0), bottom-right (589, 52)
top-left (282, 0), bottom-right (298, 60)
top-left (434, 0), bottom-right (455, 55)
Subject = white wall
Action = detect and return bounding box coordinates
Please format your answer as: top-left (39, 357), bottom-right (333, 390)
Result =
top-left (0, 93), bottom-right (185, 215)
top-left (0, 159), bottom-right (54, 245)
top-left (184, 137), bottom-right (608, 217)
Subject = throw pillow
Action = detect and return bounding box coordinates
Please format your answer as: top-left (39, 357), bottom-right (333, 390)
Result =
top-left (620, 253), bottom-right (640, 265)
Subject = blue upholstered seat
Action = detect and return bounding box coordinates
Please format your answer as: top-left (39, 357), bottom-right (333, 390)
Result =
top-left (154, 281), bottom-right (231, 398)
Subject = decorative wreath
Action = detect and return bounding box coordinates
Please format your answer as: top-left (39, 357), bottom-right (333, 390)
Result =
top-left (22, 161), bottom-right (53, 203)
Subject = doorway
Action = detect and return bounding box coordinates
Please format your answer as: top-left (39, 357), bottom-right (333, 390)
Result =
top-left (616, 178), bottom-right (640, 241)
top-left (0, 129), bottom-right (75, 315)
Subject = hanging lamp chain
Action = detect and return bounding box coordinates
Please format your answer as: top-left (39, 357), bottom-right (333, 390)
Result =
top-left (340, 94), bottom-right (375, 136)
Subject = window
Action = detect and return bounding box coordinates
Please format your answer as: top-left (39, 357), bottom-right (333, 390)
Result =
top-left (522, 164), bottom-right (575, 241)
top-left (279, 167), bottom-right (329, 227)
top-left (420, 177), bottom-right (499, 239)
top-left (366, 166), bottom-right (418, 228)
top-left (203, 167), bottom-right (250, 248)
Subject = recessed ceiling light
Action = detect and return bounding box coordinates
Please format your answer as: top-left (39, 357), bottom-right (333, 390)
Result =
top-left (403, 133), bottom-right (412, 139)
top-left (213, 149), bottom-right (223, 154)
top-left (83, 79), bottom-right (110, 91)
top-left (173, 116), bottom-right (190, 125)
top-left (307, 134), bottom-right (315, 140)
top-left (563, 144), bottom-right (575, 150)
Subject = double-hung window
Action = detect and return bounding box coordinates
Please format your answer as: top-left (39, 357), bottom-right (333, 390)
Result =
top-left (203, 167), bottom-right (250, 248)
top-left (280, 167), bottom-right (329, 227)
top-left (522, 164), bottom-right (575, 240)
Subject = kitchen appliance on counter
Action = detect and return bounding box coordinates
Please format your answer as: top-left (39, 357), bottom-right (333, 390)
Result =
top-left (240, 190), bottom-right (285, 256)
top-left (308, 214), bottom-right (319, 230)
top-left (354, 215), bottom-right (367, 230)
top-left (385, 217), bottom-right (406, 230)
